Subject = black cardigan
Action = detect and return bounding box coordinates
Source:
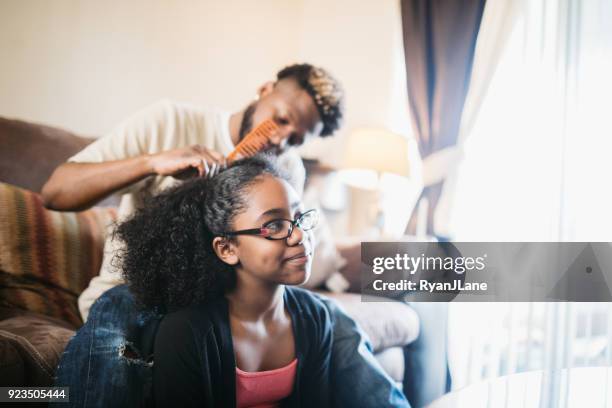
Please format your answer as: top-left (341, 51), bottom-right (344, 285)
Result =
top-left (153, 287), bottom-right (333, 407)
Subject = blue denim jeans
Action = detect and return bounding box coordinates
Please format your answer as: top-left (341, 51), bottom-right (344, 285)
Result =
top-left (55, 285), bottom-right (410, 407)
top-left (54, 285), bottom-right (160, 407)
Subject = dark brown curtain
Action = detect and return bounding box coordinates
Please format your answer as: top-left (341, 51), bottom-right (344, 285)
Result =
top-left (401, 0), bottom-right (486, 236)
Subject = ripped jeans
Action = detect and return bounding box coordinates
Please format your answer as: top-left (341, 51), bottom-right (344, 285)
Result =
top-left (55, 285), bottom-right (410, 408)
top-left (54, 285), bottom-right (160, 407)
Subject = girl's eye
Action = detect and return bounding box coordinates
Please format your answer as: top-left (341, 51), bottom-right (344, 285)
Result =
top-left (265, 220), bottom-right (285, 233)
top-left (262, 220), bottom-right (290, 239)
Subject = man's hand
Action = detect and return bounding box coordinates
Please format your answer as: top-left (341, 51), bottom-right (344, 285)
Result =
top-left (148, 145), bottom-right (226, 179)
top-left (42, 146), bottom-right (227, 211)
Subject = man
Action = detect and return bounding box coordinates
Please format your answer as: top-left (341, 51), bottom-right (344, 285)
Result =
top-left (43, 63), bottom-right (410, 407)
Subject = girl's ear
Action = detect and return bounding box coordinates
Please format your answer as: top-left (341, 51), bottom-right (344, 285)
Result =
top-left (212, 237), bottom-right (239, 266)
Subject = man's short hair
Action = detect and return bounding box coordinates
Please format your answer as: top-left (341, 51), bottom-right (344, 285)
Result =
top-left (277, 63), bottom-right (344, 137)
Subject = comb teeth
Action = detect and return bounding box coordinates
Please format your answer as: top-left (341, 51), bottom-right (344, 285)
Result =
top-left (227, 119), bottom-right (280, 162)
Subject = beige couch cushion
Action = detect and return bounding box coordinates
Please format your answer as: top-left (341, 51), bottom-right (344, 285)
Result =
top-left (321, 291), bottom-right (419, 352)
top-left (374, 347), bottom-right (405, 383)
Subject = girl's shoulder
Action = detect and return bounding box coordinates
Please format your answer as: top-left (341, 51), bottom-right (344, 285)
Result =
top-left (158, 297), bottom-right (227, 338)
top-left (284, 288), bottom-right (333, 365)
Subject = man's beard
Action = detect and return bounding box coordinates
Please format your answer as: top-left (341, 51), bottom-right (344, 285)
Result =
top-left (237, 101), bottom-right (282, 155)
top-left (238, 101), bottom-right (256, 141)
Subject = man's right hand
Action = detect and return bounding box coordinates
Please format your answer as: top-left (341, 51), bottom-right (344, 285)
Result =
top-left (148, 145), bottom-right (227, 178)
top-left (42, 145), bottom-right (227, 211)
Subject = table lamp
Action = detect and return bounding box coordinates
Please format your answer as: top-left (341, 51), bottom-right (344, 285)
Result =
top-left (340, 127), bottom-right (423, 238)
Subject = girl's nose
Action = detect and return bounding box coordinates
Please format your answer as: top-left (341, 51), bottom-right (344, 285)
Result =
top-left (286, 224), bottom-right (305, 245)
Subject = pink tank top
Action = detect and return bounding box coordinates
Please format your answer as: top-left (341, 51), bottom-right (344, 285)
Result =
top-left (235, 358), bottom-right (298, 408)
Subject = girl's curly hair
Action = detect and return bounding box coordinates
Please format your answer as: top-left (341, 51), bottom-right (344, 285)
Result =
top-left (114, 155), bottom-right (289, 312)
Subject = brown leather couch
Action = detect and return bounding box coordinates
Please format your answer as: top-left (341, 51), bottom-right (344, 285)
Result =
top-left (0, 116), bottom-right (419, 387)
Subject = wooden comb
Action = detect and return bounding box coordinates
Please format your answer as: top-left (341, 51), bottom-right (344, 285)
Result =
top-left (227, 119), bottom-right (279, 162)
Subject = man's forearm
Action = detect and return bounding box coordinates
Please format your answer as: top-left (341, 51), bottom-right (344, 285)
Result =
top-left (42, 155), bottom-right (154, 211)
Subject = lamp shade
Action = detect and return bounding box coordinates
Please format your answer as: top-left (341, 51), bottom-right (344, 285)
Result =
top-left (340, 127), bottom-right (423, 238)
top-left (343, 128), bottom-right (413, 177)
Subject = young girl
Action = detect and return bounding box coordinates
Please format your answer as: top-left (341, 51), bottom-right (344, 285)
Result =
top-left (115, 155), bottom-right (332, 407)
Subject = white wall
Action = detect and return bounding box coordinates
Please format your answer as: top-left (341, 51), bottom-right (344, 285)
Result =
top-left (295, 0), bottom-right (412, 165)
top-left (0, 0), bottom-right (410, 165)
top-left (0, 0), bottom-right (300, 136)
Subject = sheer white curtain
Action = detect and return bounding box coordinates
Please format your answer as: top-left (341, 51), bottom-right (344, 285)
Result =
top-left (443, 0), bottom-right (612, 390)
top-left (432, 0), bottom-right (522, 233)
top-left (445, 0), bottom-right (612, 241)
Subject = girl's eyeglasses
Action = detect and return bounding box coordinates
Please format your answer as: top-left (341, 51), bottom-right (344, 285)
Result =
top-left (224, 209), bottom-right (319, 240)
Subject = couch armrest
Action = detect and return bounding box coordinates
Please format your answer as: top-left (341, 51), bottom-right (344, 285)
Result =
top-left (0, 308), bottom-right (75, 386)
top-left (317, 291), bottom-right (419, 352)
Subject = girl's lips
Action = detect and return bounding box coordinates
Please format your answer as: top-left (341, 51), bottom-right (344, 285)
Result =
top-left (284, 252), bottom-right (311, 264)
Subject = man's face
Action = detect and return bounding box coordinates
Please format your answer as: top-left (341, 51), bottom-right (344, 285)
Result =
top-left (239, 79), bottom-right (324, 154)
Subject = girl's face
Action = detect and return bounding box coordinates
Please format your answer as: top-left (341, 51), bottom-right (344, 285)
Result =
top-left (217, 174), bottom-right (314, 287)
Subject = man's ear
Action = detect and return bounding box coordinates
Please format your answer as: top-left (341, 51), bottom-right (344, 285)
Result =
top-left (257, 81), bottom-right (275, 99)
top-left (212, 237), bottom-right (239, 266)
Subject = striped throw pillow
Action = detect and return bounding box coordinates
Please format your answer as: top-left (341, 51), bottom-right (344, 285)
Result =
top-left (0, 182), bottom-right (116, 327)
